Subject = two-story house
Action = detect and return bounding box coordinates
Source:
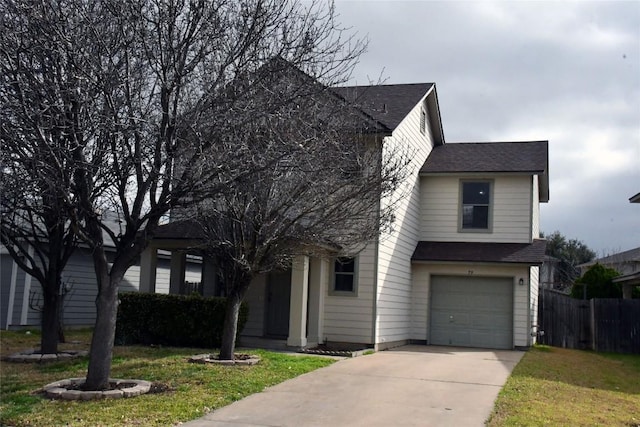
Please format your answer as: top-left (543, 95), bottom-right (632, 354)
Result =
top-left (2, 81), bottom-right (549, 351)
top-left (145, 83), bottom-right (548, 351)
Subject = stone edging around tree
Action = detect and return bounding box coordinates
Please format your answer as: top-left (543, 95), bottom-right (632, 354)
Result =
top-left (42, 378), bottom-right (152, 400)
top-left (4, 349), bottom-right (89, 363)
top-left (188, 353), bottom-right (260, 365)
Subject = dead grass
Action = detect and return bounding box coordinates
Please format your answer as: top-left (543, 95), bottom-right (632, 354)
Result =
top-left (487, 345), bottom-right (640, 426)
top-left (1, 329), bottom-right (335, 426)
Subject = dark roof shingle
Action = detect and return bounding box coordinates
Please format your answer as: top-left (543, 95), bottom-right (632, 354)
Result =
top-left (331, 83), bottom-right (434, 131)
top-left (411, 240), bottom-right (547, 264)
top-left (420, 141), bottom-right (548, 174)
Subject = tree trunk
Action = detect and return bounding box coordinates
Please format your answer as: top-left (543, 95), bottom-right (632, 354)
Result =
top-left (218, 271), bottom-right (253, 360)
top-left (84, 266), bottom-right (121, 390)
top-left (219, 292), bottom-right (243, 360)
top-left (40, 277), bottom-right (60, 354)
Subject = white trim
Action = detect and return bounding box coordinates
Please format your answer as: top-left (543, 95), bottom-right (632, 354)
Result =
top-left (20, 246), bottom-right (34, 325)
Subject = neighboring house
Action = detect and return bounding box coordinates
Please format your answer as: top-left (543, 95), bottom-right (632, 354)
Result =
top-left (0, 214), bottom-right (203, 330)
top-left (578, 247), bottom-right (640, 299)
top-left (141, 82), bottom-right (549, 350)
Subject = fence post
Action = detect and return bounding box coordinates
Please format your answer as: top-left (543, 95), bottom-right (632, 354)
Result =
top-left (590, 298), bottom-right (596, 351)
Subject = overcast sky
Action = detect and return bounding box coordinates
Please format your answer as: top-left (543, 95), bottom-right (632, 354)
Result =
top-left (333, 0), bottom-right (640, 256)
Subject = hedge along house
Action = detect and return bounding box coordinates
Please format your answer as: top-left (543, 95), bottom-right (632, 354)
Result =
top-left (140, 81), bottom-right (549, 351)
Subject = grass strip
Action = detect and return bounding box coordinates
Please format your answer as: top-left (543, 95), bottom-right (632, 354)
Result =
top-left (1, 329), bottom-right (335, 426)
top-left (487, 345), bottom-right (640, 426)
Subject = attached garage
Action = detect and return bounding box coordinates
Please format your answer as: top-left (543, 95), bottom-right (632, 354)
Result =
top-left (430, 275), bottom-right (514, 349)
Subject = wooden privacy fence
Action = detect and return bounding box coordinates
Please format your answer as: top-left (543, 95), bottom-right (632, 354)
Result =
top-left (538, 289), bottom-right (640, 354)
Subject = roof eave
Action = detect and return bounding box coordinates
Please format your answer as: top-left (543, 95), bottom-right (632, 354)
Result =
top-left (411, 259), bottom-right (545, 266)
top-left (426, 85), bottom-right (445, 146)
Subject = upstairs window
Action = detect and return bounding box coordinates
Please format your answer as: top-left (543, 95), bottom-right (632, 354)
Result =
top-left (420, 107), bottom-right (426, 134)
top-left (332, 257), bottom-right (357, 295)
top-left (460, 181), bottom-right (492, 231)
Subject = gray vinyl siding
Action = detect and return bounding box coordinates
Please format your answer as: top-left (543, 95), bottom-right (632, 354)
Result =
top-left (375, 91), bottom-right (436, 344)
top-left (241, 275), bottom-right (267, 337)
top-left (11, 267), bottom-right (28, 327)
top-left (1, 255), bottom-right (13, 329)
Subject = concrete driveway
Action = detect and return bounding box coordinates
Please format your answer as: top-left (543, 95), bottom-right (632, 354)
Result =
top-left (180, 345), bottom-right (524, 427)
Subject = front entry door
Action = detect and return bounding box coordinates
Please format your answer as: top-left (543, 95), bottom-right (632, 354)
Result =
top-left (266, 269), bottom-right (291, 337)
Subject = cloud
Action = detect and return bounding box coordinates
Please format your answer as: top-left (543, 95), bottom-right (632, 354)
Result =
top-left (335, 0), bottom-right (640, 253)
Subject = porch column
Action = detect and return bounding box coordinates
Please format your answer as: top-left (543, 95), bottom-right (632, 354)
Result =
top-left (169, 252), bottom-right (186, 295)
top-left (287, 255), bottom-right (309, 347)
top-left (139, 246), bottom-right (158, 293)
top-left (201, 255), bottom-right (218, 297)
top-left (307, 257), bottom-right (328, 345)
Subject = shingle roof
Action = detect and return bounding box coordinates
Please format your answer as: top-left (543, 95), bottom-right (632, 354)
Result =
top-left (420, 141), bottom-right (548, 174)
top-left (331, 83), bottom-right (434, 132)
top-left (411, 240), bottom-right (547, 264)
top-left (580, 246), bottom-right (640, 267)
top-left (420, 140), bottom-right (549, 201)
top-left (154, 220), bottom-right (204, 240)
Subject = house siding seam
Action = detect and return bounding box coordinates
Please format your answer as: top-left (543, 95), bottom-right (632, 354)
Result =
top-left (420, 175), bottom-right (533, 243)
top-left (376, 91), bottom-right (435, 345)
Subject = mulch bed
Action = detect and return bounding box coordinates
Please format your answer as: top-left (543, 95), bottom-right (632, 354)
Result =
top-left (300, 344), bottom-right (371, 358)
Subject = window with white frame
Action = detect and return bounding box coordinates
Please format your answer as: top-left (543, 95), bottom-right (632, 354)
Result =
top-left (420, 106), bottom-right (426, 134)
top-left (332, 256), bottom-right (357, 295)
top-left (460, 180), bottom-right (492, 231)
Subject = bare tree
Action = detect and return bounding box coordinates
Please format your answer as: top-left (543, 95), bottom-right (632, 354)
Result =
top-left (1, 0), bottom-right (92, 354)
top-left (1, 0), bottom-right (366, 390)
top-left (192, 68), bottom-right (410, 359)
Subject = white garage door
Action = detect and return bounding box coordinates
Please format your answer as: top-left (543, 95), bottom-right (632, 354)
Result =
top-left (430, 276), bottom-right (513, 349)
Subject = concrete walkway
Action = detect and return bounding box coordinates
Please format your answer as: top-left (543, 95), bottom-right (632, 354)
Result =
top-left (179, 345), bottom-right (524, 427)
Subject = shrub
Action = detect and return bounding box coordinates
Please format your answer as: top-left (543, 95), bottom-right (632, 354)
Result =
top-left (571, 263), bottom-right (620, 299)
top-left (115, 293), bottom-right (248, 348)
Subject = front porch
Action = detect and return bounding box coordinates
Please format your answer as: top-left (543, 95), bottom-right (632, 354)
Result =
top-left (139, 234), bottom-right (331, 349)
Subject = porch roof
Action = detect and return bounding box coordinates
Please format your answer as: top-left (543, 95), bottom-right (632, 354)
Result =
top-left (154, 220), bottom-right (204, 240)
top-left (411, 240), bottom-right (547, 265)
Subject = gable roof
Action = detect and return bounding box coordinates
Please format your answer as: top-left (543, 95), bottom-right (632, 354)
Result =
top-left (420, 140), bottom-right (549, 202)
top-left (331, 83), bottom-right (439, 134)
top-left (630, 192), bottom-right (640, 203)
top-left (412, 240), bottom-right (547, 265)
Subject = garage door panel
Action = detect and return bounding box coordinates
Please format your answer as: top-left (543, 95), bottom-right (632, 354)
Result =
top-left (430, 276), bottom-right (513, 350)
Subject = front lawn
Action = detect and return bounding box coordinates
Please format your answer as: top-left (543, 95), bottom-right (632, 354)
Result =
top-left (0, 329), bottom-right (335, 426)
top-left (488, 345), bottom-right (640, 426)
